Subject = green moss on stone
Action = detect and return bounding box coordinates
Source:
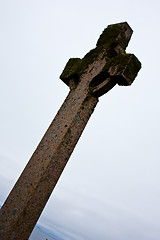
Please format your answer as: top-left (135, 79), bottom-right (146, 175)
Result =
top-left (90, 53), bottom-right (141, 87)
top-left (60, 58), bottom-right (81, 85)
top-left (96, 22), bottom-right (132, 51)
top-left (60, 22), bottom-right (135, 87)
top-left (122, 54), bottom-right (141, 85)
top-left (76, 23), bottom-right (132, 76)
top-left (104, 54), bottom-right (141, 85)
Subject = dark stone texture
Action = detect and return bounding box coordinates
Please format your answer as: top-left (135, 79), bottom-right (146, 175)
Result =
top-left (0, 22), bottom-right (141, 240)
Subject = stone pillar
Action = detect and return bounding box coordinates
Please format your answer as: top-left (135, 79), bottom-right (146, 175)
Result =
top-left (0, 22), bottom-right (141, 240)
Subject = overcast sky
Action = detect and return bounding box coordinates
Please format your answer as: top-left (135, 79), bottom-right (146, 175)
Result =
top-left (0, 0), bottom-right (160, 239)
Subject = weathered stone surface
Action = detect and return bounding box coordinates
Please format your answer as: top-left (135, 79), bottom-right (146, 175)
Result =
top-left (0, 22), bottom-right (141, 240)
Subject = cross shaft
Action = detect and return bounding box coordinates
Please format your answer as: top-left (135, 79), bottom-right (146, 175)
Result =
top-left (0, 22), bottom-right (141, 240)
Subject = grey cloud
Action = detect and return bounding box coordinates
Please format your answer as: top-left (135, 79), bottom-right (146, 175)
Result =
top-left (38, 187), bottom-right (160, 240)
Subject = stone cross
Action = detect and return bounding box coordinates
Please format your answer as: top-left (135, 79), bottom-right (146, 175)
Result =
top-left (0, 22), bottom-right (141, 240)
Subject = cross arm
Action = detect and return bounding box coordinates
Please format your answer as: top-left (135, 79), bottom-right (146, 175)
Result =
top-left (90, 53), bottom-right (141, 97)
top-left (108, 54), bottom-right (141, 86)
top-left (60, 58), bottom-right (81, 86)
